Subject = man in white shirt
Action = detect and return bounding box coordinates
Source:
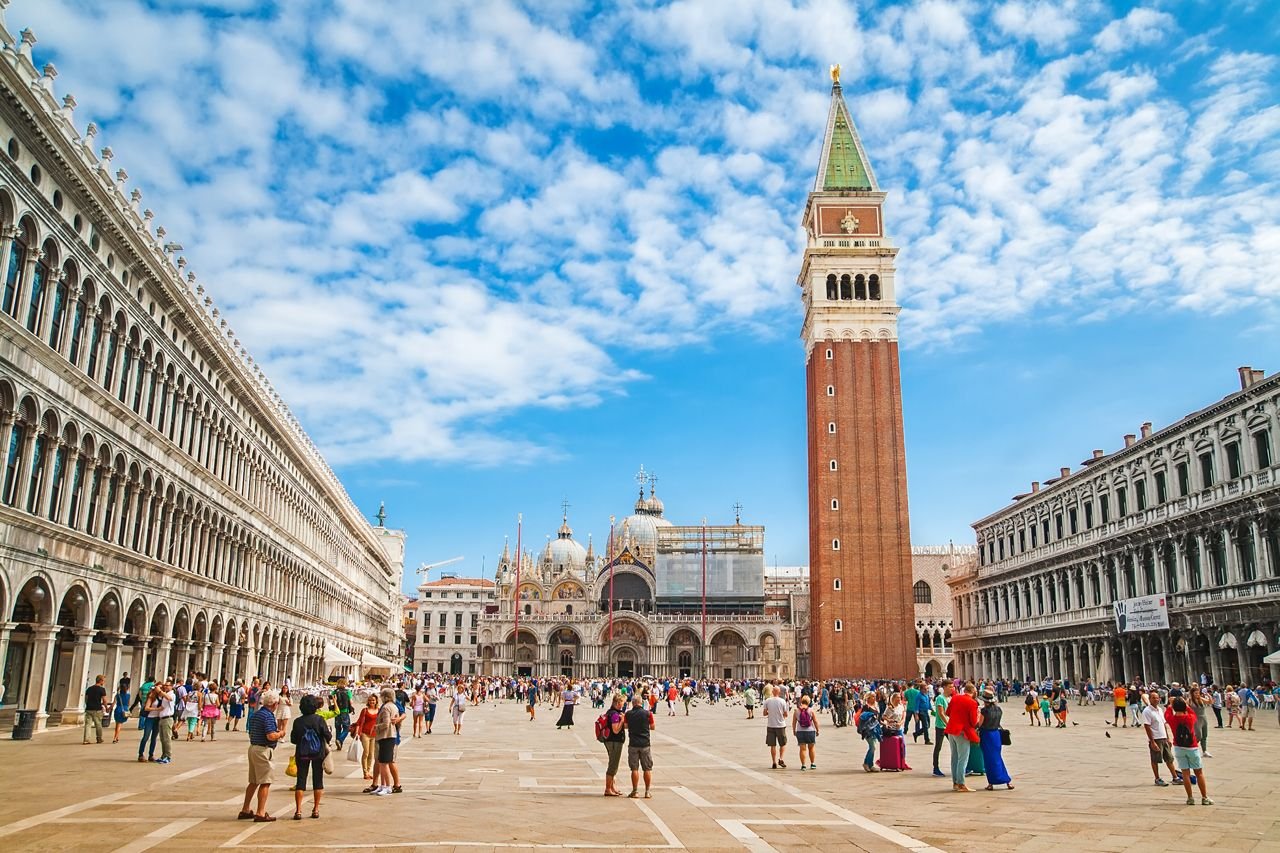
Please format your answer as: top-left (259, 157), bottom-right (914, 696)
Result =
top-left (153, 680), bottom-right (177, 765)
top-left (1141, 691), bottom-right (1180, 786)
top-left (762, 686), bottom-right (790, 770)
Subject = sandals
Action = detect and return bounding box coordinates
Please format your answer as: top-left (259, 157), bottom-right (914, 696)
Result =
top-left (311, 809), bottom-right (320, 819)
top-left (293, 813), bottom-right (302, 821)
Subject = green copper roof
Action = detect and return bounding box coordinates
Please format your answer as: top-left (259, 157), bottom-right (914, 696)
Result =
top-left (823, 111), bottom-right (872, 190)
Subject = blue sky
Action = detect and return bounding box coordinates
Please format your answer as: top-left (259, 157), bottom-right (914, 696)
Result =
top-left (16, 0), bottom-right (1279, 593)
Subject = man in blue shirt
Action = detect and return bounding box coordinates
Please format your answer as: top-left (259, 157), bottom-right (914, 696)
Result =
top-left (239, 690), bottom-right (284, 822)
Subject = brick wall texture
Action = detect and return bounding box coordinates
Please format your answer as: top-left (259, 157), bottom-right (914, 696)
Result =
top-left (806, 339), bottom-right (916, 678)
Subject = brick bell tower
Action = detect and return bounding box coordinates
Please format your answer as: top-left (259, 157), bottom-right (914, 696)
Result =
top-left (799, 66), bottom-right (915, 679)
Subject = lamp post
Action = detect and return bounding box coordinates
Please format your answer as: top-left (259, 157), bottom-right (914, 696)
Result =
top-left (607, 515), bottom-right (615, 675)
top-left (701, 516), bottom-right (707, 678)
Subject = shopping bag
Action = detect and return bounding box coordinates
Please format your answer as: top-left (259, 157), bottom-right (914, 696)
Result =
top-left (323, 750), bottom-right (335, 774)
top-left (285, 755), bottom-right (298, 777)
top-left (347, 736), bottom-right (362, 763)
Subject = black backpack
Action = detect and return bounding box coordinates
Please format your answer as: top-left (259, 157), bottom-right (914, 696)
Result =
top-left (1173, 721), bottom-right (1194, 748)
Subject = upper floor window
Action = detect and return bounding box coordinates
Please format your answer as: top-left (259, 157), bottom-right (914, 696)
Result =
top-left (834, 619), bottom-right (843, 632)
top-left (1135, 479), bottom-right (1147, 511)
top-left (833, 578), bottom-right (841, 591)
top-left (1198, 452), bottom-right (1214, 488)
top-left (913, 580), bottom-right (932, 604)
top-left (1117, 488), bottom-right (1127, 517)
top-left (1176, 462), bottom-right (1190, 497)
top-left (1100, 494), bottom-right (1110, 523)
top-left (1226, 441), bottom-right (1242, 480)
top-left (825, 348), bottom-right (833, 360)
top-left (1055, 515), bottom-right (1063, 540)
top-left (826, 385), bottom-right (835, 396)
top-left (1155, 470), bottom-right (1168, 504)
top-left (830, 498), bottom-right (839, 510)
top-left (1255, 430), bottom-right (1273, 469)
top-left (828, 422), bottom-right (836, 434)
top-left (1084, 502), bottom-right (1094, 530)
top-left (829, 459), bottom-right (838, 471)
top-left (1069, 507), bottom-right (1078, 534)
top-left (832, 538), bottom-right (840, 551)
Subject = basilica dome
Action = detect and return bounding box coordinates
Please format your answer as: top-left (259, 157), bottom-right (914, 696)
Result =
top-left (619, 485), bottom-right (672, 555)
top-left (547, 516), bottom-right (588, 573)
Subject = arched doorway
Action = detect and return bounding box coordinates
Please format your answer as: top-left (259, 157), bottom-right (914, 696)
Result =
top-left (450, 653), bottom-right (462, 675)
top-left (611, 644), bottom-right (638, 679)
top-left (710, 629), bottom-right (746, 680)
top-left (667, 628), bottom-right (699, 679)
top-left (551, 627), bottom-right (580, 677)
top-left (511, 630), bottom-right (536, 677)
top-left (926, 659), bottom-right (940, 678)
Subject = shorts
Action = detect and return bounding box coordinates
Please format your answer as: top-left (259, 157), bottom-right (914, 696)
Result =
top-left (766, 727), bottom-right (787, 747)
top-left (795, 730), bottom-right (817, 745)
top-left (376, 737), bottom-right (396, 764)
top-left (1243, 706), bottom-right (1256, 719)
top-left (1148, 738), bottom-right (1173, 764)
top-left (247, 745), bottom-right (274, 785)
top-left (627, 746), bottom-right (653, 771)
top-left (745, 704), bottom-right (755, 710)
top-left (1173, 746), bottom-right (1202, 771)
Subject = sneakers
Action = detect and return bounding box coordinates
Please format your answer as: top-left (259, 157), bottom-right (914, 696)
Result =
top-left (1154, 778), bottom-right (1169, 787)
top-left (373, 787), bottom-right (392, 796)
top-left (809, 764), bottom-right (816, 770)
top-left (1203, 751), bottom-right (1213, 758)
top-left (1186, 796), bottom-right (1195, 805)
top-left (156, 758), bottom-right (171, 765)
top-left (932, 769), bottom-right (945, 777)
top-left (1201, 797), bottom-right (1214, 806)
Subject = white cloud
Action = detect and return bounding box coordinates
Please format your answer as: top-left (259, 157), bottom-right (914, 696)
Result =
top-left (1092, 7), bottom-right (1176, 54)
top-left (11, 0), bottom-right (1277, 464)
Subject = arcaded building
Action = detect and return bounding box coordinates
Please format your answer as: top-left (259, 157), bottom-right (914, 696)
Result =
top-left (800, 69), bottom-right (915, 678)
top-left (951, 368), bottom-right (1280, 687)
top-left (0, 20), bottom-right (404, 728)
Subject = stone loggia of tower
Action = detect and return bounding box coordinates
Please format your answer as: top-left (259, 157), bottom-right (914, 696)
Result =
top-left (798, 68), bottom-right (916, 679)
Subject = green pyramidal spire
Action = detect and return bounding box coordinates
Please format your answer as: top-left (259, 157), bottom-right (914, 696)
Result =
top-left (815, 75), bottom-right (878, 192)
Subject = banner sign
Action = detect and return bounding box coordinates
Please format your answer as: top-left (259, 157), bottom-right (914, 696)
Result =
top-left (1113, 595), bottom-right (1170, 633)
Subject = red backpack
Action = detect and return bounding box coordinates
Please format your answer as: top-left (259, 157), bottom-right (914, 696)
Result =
top-left (594, 712), bottom-right (612, 743)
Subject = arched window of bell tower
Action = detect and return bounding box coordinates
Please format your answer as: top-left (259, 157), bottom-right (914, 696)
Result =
top-left (825, 274), bottom-right (837, 300)
top-left (869, 274), bottom-right (881, 300)
top-left (839, 274), bottom-right (851, 300)
top-left (854, 274), bottom-right (866, 300)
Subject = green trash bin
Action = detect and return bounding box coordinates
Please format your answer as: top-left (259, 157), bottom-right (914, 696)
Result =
top-left (11, 709), bottom-right (36, 740)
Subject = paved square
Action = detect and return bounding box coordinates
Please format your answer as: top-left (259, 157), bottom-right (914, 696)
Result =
top-left (0, 699), bottom-right (1276, 852)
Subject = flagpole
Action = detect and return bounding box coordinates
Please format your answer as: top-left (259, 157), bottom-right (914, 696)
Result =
top-left (701, 516), bottom-right (707, 679)
top-left (513, 512), bottom-right (522, 675)
top-left (607, 515), bottom-right (616, 671)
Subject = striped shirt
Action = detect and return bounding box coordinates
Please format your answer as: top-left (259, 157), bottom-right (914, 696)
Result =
top-left (247, 706), bottom-right (277, 746)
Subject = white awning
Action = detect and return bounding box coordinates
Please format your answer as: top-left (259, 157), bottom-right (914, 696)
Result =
top-left (1217, 632), bottom-right (1237, 650)
top-left (1246, 629), bottom-right (1268, 648)
top-left (324, 644), bottom-right (359, 672)
top-left (360, 651), bottom-right (398, 673)
top-left (1263, 650), bottom-right (1280, 665)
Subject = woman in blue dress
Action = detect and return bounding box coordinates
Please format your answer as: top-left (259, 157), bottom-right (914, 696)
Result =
top-left (111, 675), bottom-right (131, 744)
top-left (978, 689), bottom-right (1013, 790)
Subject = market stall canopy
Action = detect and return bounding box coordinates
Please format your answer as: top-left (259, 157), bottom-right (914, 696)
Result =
top-left (1264, 649), bottom-right (1280, 665)
top-left (324, 644), bottom-right (359, 672)
top-left (360, 651), bottom-right (398, 673)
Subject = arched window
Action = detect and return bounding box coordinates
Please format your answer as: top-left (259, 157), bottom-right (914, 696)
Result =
top-left (24, 246), bottom-right (51, 333)
top-left (826, 385), bottom-right (835, 396)
top-left (854, 274), bottom-right (867, 300)
top-left (65, 444), bottom-right (87, 528)
top-left (828, 422), bottom-right (836, 434)
top-left (830, 498), bottom-right (839, 510)
top-left (24, 419), bottom-right (51, 514)
top-left (46, 434), bottom-right (68, 522)
top-left (101, 320), bottom-right (120, 392)
top-left (47, 267), bottom-right (70, 350)
top-left (869, 274), bottom-right (881, 300)
top-left (523, 604), bottom-right (531, 616)
top-left (834, 619), bottom-right (843, 632)
top-left (825, 274), bottom-right (837, 300)
top-left (2, 226), bottom-right (27, 317)
top-left (825, 348), bottom-right (833, 360)
top-left (829, 459), bottom-right (838, 471)
top-left (2, 413), bottom-right (27, 505)
top-left (839, 274), bottom-right (851, 300)
top-left (832, 538), bottom-right (840, 550)
top-left (913, 580), bottom-right (932, 604)
top-left (67, 287), bottom-right (88, 366)
top-left (833, 578), bottom-right (841, 590)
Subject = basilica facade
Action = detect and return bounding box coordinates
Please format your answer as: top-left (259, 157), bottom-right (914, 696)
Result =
top-left (0, 18), bottom-right (404, 729)
top-left (478, 477), bottom-right (790, 681)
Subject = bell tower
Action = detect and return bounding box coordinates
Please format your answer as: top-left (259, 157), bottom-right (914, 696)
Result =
top-left (798, 66), bottom-right (915, 678)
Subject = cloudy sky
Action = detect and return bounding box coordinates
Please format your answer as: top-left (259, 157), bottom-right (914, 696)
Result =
top-left (15, 0), bottom-right (1279, 592)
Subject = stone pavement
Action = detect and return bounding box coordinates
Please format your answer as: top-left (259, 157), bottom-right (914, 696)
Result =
top-left (0, 697), bottom-right (1276, 852)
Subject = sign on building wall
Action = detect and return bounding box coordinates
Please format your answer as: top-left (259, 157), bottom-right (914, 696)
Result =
top-left (1113, 595), bottom-right (1170, 633)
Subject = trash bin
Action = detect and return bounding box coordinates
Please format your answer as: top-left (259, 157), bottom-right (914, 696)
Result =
top-left (11, 709), bottom-right (36, 740)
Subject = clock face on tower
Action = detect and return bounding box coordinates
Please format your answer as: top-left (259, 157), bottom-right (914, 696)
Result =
top-left (816, 205), bottom-right (881, 238)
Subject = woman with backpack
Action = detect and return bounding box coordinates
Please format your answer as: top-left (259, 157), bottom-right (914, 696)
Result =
top-left (598, 693), bottom-right (627, 796)
top-left (1168, 697), bottom-right (1212, 805)
top-left (791, 694), bottom-right (819, 770)
top-left (857, 691), bottom-right (882, 773)
top-left (289, 694), bottom-right (333, 820)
